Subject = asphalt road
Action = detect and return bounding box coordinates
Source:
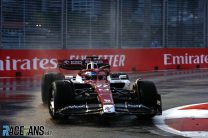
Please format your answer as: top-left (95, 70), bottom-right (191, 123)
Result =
top-left (1, 69), bottom-right (208, 138)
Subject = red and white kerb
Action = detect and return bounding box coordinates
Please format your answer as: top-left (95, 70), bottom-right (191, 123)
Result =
top-left (154, 103), bottom-right (208, 137)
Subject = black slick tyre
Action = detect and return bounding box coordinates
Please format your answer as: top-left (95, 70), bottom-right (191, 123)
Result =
top-left (41, 72), bottom-right (64, 104)
top-left (135, 81), bottom-right (158, 119)
top-left (48, 80), bottom-right (74, 119)
top-left (138, 81), bottom-right (157, 107)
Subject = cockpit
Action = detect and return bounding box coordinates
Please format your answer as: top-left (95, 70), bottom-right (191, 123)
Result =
top-left (75, 61), bottom-right (108, 82)
top-left (85, 71), bottom-right (97, 80)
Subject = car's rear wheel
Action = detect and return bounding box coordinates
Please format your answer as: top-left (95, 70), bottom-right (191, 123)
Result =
top-left (48, 80), bottom-right (74, 119)
top-left (41, 72), bottom-right (64, 104)
top-left (134, 80), bottom-right (158, 119)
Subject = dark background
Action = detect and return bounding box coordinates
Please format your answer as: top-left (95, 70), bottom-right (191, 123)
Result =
top-left (0, 0), bottom-right (207, 49)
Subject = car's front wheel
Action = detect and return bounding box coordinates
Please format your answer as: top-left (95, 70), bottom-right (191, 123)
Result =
top-left (41, 72), bottom-right (64, 104)
top-left (133, 80), bottom-right (160, 119)
top-left (48, 80), bottom-right (74, 119)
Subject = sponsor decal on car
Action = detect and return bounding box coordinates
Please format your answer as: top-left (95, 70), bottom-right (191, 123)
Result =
top-left (104, 99), bottom-right (111, 103)
top-left (128, 104), bottom-right (141, 108)
top-left (70, 60), bottom-right (82, 65)
top-left (61, 105), bottom-right (86, 110)
top-left (103, 105), bottom-right (115, 113)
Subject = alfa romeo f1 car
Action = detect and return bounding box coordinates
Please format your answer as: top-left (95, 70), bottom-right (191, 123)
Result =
top-left (41, 57), bottom-right (162, 119)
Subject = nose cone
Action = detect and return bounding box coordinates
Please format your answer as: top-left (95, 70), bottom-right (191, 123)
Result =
top-left (96, 82), bottom-right (114, 103)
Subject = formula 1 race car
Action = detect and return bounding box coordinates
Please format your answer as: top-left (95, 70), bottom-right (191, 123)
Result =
top-left (41, 57), bottom-right (162, 119)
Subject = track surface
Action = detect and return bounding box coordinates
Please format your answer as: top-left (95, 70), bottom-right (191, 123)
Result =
top-left (1, 69), bottom-right (208, 138)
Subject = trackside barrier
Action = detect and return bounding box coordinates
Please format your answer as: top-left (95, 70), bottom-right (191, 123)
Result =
top-left (1, 48), bottom-right (208, 77)
top-left (129, 69), bottom-right (208, 80)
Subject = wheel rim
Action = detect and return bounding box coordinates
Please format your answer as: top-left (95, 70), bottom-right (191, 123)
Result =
top-left (50, 89), bottom-right (55, 115)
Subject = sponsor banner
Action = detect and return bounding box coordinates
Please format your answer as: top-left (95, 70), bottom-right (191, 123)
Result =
top-left (0, 48), bottom-right (208, 77)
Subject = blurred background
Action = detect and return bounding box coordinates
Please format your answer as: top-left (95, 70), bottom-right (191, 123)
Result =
top-left (0, 0), bottom-right (207, 49)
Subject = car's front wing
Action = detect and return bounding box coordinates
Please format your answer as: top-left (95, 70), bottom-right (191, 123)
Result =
top-left (56, 103), bottom-right (162, 116)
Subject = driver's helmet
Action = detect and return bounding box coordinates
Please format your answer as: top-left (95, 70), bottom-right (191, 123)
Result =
top-left (85, 71), bottom-right (96, 80)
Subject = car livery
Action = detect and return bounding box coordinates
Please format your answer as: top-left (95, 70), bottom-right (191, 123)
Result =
top-left (41, 56), bottom-right (162, 119)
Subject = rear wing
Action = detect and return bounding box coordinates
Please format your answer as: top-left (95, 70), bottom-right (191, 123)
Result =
top-left (58, 60), bottom-right (83, 70)
top-left (58, 57), bottom-right (110, 70)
